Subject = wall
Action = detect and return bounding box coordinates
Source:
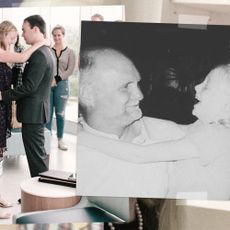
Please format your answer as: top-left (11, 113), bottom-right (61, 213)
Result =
top-left (177, 205), bottom-right (230, 230)
top-left (5, 0), bottom-right (230, 25)
top-left (120, 0), bottom-right (163, 22)
top-left (161, 0), bottom-right (230, 25)
top-left (19, 0), bottom-right (120, 6)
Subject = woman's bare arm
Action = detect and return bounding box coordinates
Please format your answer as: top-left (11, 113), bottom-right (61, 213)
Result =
top-left (0, 38), bottom-right (51, 63)
top-left (78, 129), bottom-right (199, 164)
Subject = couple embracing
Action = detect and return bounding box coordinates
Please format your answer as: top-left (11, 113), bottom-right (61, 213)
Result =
top-left (0, 15), bottom-right (54, 219)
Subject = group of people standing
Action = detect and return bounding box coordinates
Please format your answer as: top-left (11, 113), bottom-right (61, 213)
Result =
top-left (0, 15), bottom-right (75, 219)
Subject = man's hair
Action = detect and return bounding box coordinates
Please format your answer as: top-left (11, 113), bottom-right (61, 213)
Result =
top-left (79, 47), bottom-right (135, 116)
top-left (79, 47), bottom-right (129, 93)
top-left (52, 24), bottom-right (65, 36)
top-left (78, 47), bottom-right (105, 115)
top-left (79, 47), bottom-right (98, 79)
top-left (91, 13), bottom-right (104, 21)
top-left (24, 15), bottom-right (46, 35)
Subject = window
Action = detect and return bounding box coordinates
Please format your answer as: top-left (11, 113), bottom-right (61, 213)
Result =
top-left (0, 5), bottom-right (124, 124)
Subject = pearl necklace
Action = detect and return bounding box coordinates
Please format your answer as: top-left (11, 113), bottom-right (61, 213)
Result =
top-left (108, 201), bottom-right (143, 230)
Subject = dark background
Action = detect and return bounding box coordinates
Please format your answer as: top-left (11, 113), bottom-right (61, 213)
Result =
top-left (80, 21), bottom-right (230, 124)
top-left (0, 0), bottom-right (22, 7)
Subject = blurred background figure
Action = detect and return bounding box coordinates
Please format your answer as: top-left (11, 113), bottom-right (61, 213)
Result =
top-left (33, 223), bottom-right (50, 230)
top-left (11, 34), bottom-right (24, 88)
top-left (46, 25), bottom-right (76, 151)
top-left (91, 13), bottom-right (104, 21)
top-left (58, 223), bottom-right (104, 230)
top-left (58, 223), bottom-right (72, 230)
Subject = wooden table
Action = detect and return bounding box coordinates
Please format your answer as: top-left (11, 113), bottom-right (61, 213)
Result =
top-left (20, 177), bottom-right (81, 212)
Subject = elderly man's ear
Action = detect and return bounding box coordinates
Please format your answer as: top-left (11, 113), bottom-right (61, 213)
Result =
top-left (79, 85), bottom-right (95, 107)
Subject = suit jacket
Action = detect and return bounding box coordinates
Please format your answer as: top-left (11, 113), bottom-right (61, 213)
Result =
top-left (2, 45), bottom-right (55, 124)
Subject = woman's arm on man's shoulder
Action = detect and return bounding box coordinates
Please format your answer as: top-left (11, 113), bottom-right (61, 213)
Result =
top-left (78, 126), bottom-right (199, 164)
top-left (0, 39), bottom-right (51, 63)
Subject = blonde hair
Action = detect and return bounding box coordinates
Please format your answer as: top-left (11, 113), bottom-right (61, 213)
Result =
top-left (209, 64), bottom-right (230, 126)
top-left (0, 20), bottom-right (17, 50)
top-left (52, 25), bottom-right (65, 36)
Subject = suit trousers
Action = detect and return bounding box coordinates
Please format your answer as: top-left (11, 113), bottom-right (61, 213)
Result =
top-left (21, 123), bottom-right (49, 177)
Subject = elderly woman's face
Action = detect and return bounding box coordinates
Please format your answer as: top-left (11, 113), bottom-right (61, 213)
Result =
top-left (193, 69), bottom-right (230, 124)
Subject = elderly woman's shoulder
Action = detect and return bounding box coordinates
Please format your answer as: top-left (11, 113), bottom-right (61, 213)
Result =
top-left (188, 121), bottom-right (230, 135)
top-left (142, 116), bottom-right (180, 128)
top-left (141, 116), bottom-right (185, 139)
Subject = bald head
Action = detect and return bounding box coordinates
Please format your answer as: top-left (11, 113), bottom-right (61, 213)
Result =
top-left (80, 48), bottom-right (137, 88)
top-left (79, 47), bottom-right (143, 136)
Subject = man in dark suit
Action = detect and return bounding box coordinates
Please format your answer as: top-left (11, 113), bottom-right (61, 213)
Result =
top-left (0, 15), bottom-right (55, 177)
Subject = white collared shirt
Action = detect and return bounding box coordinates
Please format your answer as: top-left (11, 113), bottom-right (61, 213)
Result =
top-left (77, 116), bottom-right (185, 198)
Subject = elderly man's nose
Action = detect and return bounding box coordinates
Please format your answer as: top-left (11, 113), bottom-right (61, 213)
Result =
top-left (133, 86), bottom-right (143, 101)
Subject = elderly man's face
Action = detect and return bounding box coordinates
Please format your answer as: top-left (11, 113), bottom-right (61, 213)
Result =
top-left (91, 55), bottom-right (143, 129)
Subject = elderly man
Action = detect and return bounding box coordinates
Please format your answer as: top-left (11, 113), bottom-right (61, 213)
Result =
top-left (76, 47), bottom-right (194, 198)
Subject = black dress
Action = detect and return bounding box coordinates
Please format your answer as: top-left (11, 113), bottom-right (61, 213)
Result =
top-left (0, 62), bottom-right (12, 157)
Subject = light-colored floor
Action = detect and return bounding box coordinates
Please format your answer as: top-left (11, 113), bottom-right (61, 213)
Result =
top-left (0, 132), bottom-right (77, 225)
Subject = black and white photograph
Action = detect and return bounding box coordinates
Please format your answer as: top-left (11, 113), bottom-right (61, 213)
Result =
top-left (77, 20), bottom-right (230, 200)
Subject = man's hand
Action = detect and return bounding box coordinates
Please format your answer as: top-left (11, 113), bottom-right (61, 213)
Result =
top-left (77, 122), bottom-right (83, 134)
top-left (54, 75), bottom-right (62, 83)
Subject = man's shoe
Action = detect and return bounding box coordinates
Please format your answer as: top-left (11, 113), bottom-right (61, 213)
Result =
top-left (58, 140), bottom-right (68, 151)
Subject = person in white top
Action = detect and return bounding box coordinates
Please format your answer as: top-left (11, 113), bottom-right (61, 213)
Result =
top-left (46, 25), bottom-right (76, 151)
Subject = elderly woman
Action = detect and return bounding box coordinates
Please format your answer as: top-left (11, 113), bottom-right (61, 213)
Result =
top-left (79, 64), bottom-right (230, 200)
